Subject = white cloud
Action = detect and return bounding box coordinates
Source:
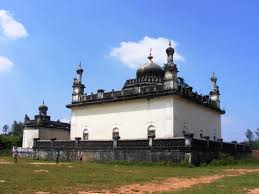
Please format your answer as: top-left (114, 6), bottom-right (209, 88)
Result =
top-left (0, 9), bottom-right (28, 39)
top-left (110, 36), bottom-right (184, 69)
top-left (0, 56), bottom-right (14, 72)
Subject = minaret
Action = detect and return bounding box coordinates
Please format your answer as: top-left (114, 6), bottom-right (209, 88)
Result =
top-left (163, 41), bottom-right (178, 90)
top-left (210, 72), bottom-right (220, 107)
top-left (72, 63), bottom-right (85, 102)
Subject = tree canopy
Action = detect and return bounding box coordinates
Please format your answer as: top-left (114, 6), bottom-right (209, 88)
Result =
top-left (11, 121), bottom-right (23, 136)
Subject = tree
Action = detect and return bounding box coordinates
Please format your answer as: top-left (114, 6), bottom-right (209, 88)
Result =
top-left (255, 127), bottom-right (259, 139)
top-left (2, 125), bottom-right (9, 135)
top-left (11, 121), bottom-right (23, 136)
top-left (245, 129), bottom-right (254, 143)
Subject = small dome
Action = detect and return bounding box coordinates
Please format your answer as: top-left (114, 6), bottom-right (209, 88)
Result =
top-left (166, 41), bottom-right (175, 56)
top-left (39, 101), bottom-right (48, 115)
top-left (211, 72), bottom-right (217, 82)
top-left (136, 52), bottom-right (164, 78)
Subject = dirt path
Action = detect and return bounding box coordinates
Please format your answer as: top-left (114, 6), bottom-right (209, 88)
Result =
top-left (29, 162), bottom-right (69, 165)
top-left (247, 188), bottom-right (259, 194)
top-left (79, 168), bottom-right (259, 194)
top-left (0, 158), bottom-right (12, 164)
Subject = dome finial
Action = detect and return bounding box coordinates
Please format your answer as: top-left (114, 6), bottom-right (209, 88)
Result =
top-left (148, 48), bottom-right (153, 61)
top-left (77, 61), bottom-right (82, 70)
top-left (169, 40), bottom-right (171, 47)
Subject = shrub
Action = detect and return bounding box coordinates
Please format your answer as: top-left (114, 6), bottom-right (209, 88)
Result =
top-left (208, 152), bottom-right (255, 166)
top-left (209, 153), bottom-right (236, 166)
top-left (179, 158), bottom-right (194, 168)
top-left (0, 134), bottom-right (22, 149)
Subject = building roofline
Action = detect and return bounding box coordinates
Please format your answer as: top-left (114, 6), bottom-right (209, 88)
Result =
top-left (23, 121), bottom-right (70, 130)
top-left (66, 88), bottom-right (225, 114)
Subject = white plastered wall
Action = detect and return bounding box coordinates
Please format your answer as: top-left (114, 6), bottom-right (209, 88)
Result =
top-left (22, 128), bottom-right (39, 148)
top-left (70, 96), bottom-right (174, 140)
top-left (173, 96), bottom-right (221, 140)
top-left (70, 95), bottom-right (221, 140)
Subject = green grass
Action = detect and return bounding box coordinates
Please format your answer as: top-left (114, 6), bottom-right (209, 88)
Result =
top-left (163, 173), bottom-right (259, 194)
top-left (0, 156), bottom-right (259, 193)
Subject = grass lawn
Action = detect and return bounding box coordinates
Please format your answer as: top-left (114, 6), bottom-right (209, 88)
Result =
top-left (0, 156), bottom-right (259, 193)
top-left (163, 173), bottom-right (259, 194)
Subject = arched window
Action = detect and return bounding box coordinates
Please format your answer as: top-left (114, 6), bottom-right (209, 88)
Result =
top-left (112, 127), bottom-right (119, 138)
top-left (147, 125), bottom-right (156, 137)
top-left (83, 129), bottom-right (89, 140)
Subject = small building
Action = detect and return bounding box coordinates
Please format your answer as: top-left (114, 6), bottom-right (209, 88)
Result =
top-left (66, 42), bottom-right (225, 141)
top-left (22, 102), bottom-right (70, 148)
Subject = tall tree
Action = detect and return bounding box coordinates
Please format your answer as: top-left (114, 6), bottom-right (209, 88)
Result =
top-left (255, 127), bottom-right (259, 139)
top-left (2, 125), bottom-right (9, 134)
top-left (11, 121), bottom-right (23, 136)
top-left (245, 129), bottom-right (254, 143)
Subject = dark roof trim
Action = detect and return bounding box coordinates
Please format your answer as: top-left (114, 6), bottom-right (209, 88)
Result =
top-left (66, 89), bottom-right (225, 114)
top-left (23, 122), bottom-right (70, 131)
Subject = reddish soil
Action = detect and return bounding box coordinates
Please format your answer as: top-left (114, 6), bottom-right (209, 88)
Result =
top-left (0, 158), bottom-right (12, 164)
top-left (79, 168), bottom-right (259, 194)
top-left (224, 168), bottom-right (259, 175)
top-left (247, 188), bottom-right (259, 194)
top-left (33, 169), bottom-right (49, 173)
top-left (29, 162), bottom-right (69, 165)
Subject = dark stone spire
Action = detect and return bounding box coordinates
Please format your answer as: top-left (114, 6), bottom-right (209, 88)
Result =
top-left (166, 41), bottom-right (174, 65)
top-left (164, 41), bottom-right (178, 73)
top-left (147, 48), bottom-right (153, 62)
top-left (76, 62), bottom-right (83, 75)
top-left (72, 62), bottom-right (85, 102)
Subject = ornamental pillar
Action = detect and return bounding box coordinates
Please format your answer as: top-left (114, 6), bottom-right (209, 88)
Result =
top-left (75, 137), bottom-right (81, 148)
top-left (148, 135), bottom-right (155, 147)
top-left (113, 135), bottom-right (120, 148)
top-left (184, 133), bottom-right (194, 146)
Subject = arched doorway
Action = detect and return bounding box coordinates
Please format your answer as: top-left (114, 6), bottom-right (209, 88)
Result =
top-left (112, 127), bottom-right (119, 138)
top-left (147, 125), bottom-right (156, 137)
top-left (83, 129), bottom-right (89, 140)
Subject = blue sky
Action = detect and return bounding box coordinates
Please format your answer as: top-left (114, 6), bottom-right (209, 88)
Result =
top-left (0, 0), bottom-right (258, 141)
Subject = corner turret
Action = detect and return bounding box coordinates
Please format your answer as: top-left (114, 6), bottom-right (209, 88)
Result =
top-left (72, 63), bottom-right (85, 102)
top-left (210, 72), bottom-right (220, 107)
top-left (163, 41), bottom-right (178, 90)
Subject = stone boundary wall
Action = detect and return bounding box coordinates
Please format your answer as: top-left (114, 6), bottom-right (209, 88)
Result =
top-left (32, 134), bottom-right (251, 165)
top-left (13, 147), bottom-right (34, 158)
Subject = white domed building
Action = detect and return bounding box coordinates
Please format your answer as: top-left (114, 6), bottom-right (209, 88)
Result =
top-left (67, 42), bottom-right (224, 141)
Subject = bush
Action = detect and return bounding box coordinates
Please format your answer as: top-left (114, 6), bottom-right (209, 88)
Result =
top-left (0, 134), bottom-right (22, 149)
top-left (209, 153), bottom-right (237, 166)
top-left (208, 152), bottom-right (259, 167)
top-left (0, 149), bottom-right (12, 157)
top-left (179, 159), bottom-right (194, 168)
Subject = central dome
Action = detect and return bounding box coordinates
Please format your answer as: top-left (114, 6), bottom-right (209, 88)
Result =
top-left (136, 53), bottom-right (164, 78)
top-left (39, 101), bottom-right (48, 116)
